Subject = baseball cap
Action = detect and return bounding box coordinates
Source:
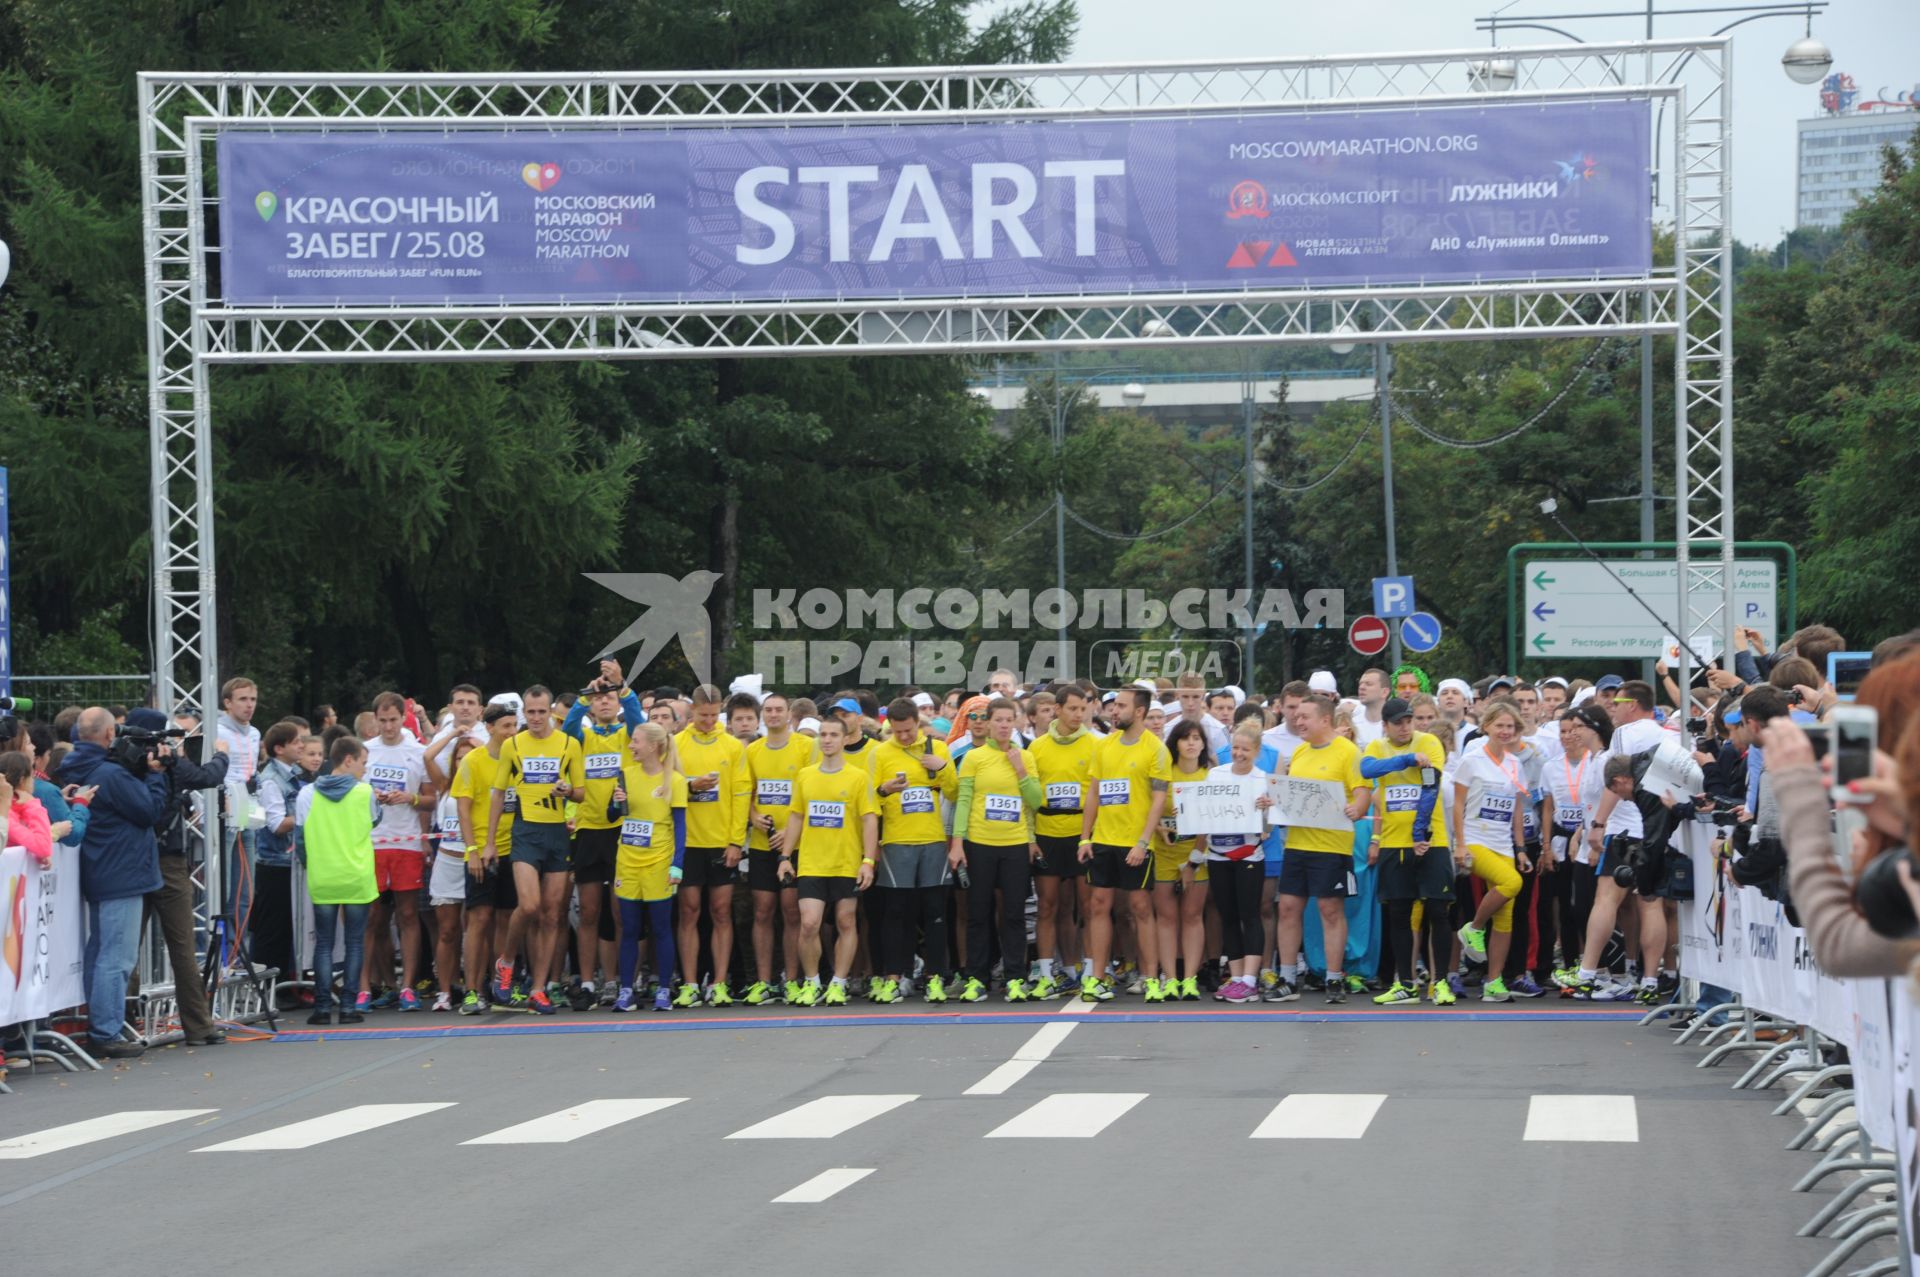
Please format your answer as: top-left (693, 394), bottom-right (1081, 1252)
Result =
top-left (1382, 697), bottom-right (1412, 723)
top-left (1540, 676), bottom-right (1569, 689)
top-left (832, 697), bottom-right (862, 715)
top-left (796, 716), bottom-right (822, 734)
top-left (1485, 675), bottom-right (1516, 693)
top-left (1594, 674), bottom-right (1625, 693)
top-left (1308, 670), bottom-right (1338, 695)
top-left (1221, 684), bottom-right (1247, 707)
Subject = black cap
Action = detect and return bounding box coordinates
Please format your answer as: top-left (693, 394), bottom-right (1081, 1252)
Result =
top-left (1382, 697), bottom-right (1413, 723)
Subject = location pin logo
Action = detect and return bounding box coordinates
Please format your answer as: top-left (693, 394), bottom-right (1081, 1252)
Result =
top-left (255, 190), bottom-right (278, 221)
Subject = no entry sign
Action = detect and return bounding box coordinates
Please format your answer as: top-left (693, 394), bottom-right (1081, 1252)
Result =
top-left (1348, 614), bottom-right (1390, 657)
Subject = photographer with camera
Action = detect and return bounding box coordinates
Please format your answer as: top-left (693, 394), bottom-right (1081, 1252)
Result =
top-left (131, 706), bottom-right (234, 1045)
top-left (62, 707), bottom-right (171, 1059)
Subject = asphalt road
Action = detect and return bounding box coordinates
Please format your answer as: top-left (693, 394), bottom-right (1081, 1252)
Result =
top-left (0, 1002), bottom-right (1876, 1275)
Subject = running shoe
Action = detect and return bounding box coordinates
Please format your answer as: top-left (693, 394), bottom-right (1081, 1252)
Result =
top-left (925, 975), bottom-right (948, 1003)
top-left (598, 983), bottom-right (618, 1008)
top-left (492, 975), bottom-right (515, 1004)
top-left (1634, 984), bottom-right (1662, 1006)
top-left (1258, 970), bottom-right (1280, 995)
top-left (1142, 977), bottom-right (1166, 1004)
top-left (1578, 980), bottom-right (1638, 1002)
top-left (743, 981), bottom-right (774, 1006)
top-left (1080, 978), bottom-right (1115, 1003)
top-left (398, 988), bottom-right (421, 1012)
top-left (1345, 974), bottom-right (1369, 994)
top-left (1551, 966), bottom-right (1581, 990)
top-left (1029, 975), bottom-right (1060, 1001)
top-left (1126, 972), bottom-right (1146, 996)
top-left (1221, 979), bottom-right (1257, 1004)
top-left (823, 982), bottom-right (849, 1007)
top-left (1413, 963), bottom-right (1430, 986)
top-left (1301, 970), bottom-right (1327, 993)
top-left (1374, 982), bottom-right (1416, 1006)
top-left (959, 977), bottom-right (988, 1003)
top-left (1179, 976), bottom-right (1201, 1001)
top-left (1510, 973), bottom-right (1546, 998)
top-left (568, 983), bottom-right (596, 1012)
top-left (505, 985), bottom-right (531, 1011)
top-left (673, 984), bottom-right (700, 1009)
top-left (430, 991), bottom-right (452, 1012)
top-left (529, 988), bottom-right (558, 1015)
top-left (707, 982), bottom-right (735, 1007)
top-left (354, 990), bottom-right (373, 1014)
top-left (545, 982), bottom-right (566, 1007)
top-left (1481, 977), bottom-right (1513, 1003)
top-left (370, 987), bottom-right (399, 1010)
top-left (1005, 978), bottom-right (1030, 1003)
top-left (1456, 924), bottom-right (1488, 962)
top-left (1263, 980), bottom-right (1299, 1003)
top-left (1324, 982), bottom-right (1348, 1005)
top-left (789, 981), bottom-right (819, 1008)
top-left (459, 991), bottom-right (485, 1016)
top-left (871, 979), bottom-right (901, 1005)
top-left (1431, 979), bottom-right (1457, 1006)
top-left (653, 988), bottom-right (672, 1012)
top-left (1446, 972), bottom-right (1466, 998)
top-left (612, 987), bottom-right (635, 1013)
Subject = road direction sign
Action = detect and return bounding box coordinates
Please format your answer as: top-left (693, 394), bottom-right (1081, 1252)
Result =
top-left (1399, 611), bottom-right (1442, 653)
top-left (1523, 558), bottom-right (1777, 659)
top-left (1372, 575), bottom-right (1415, 618)
top-left (1348, 614), bottom-right (1391, 656)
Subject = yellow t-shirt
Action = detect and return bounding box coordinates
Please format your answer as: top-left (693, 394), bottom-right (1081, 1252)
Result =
top-left (492, 730), bottom-right (585, 826)
top-left (958, 742), bottom-right (1038, 848)
top-left (573, 718), bottom-right (634, 831)
top-left (792, 761), bottom-right (878, 878)
top-left (675, 726), bottom-right (750, 849)
top-left (1285, 737), bottom-right (1370, 855)
top-left (1364, 732), bottom-right (1450, 849)
top-left (745, 733), bottom-right (817, 852)
top-left (869, 735), bottom-right (957, 846)
top-left (1029, 726), bottom-right (1098, 839)
top-left (453, 745), bottom-right (513, 858)
top-left (1089, 731), bottom-right (1173, 847)
top-left (1154, 764), bottom-right (1211, 860)
top-left (613, 764), bottom-right (687, 902)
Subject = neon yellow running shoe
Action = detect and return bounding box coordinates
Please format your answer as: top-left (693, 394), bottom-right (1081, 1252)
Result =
top-left (1431, 979), bottom-right (1458, 1006)
top-left (743, 981), bottom-right (773, 1006)
top-left (789, 981), bottom-right (819, 1007)
top-left (959, 977), bottom-right (987, 1003)
top-left (1005, 978), bottom-right (1030, 1003)
top-left (823, 982), bottom-right (849, 1007)
top-left (924, 974), bottom-right (948, 1003)
top-left (672, 984), bottom-right (700, 1009)
top-left (1179, 976), bottom-right (1200, 1001)
top-left (1142, 977), bottom-right (1166, 1004)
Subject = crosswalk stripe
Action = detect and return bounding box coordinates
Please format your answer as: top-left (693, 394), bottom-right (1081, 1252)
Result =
top-left (195, 1103), bottom-right (456, 1152)
top-left (0, 1109), bottom-right (218, 1160)
top-left (1524, 1095), bottom-right (1639, 1142)
top-left (772, 1167), bottom-right (876, 1202)
top-left (1250, 1094), bottom-right (1387, 1140)
top-left (966, 1022), bottom-right (1077, 1096)
top-left (726, 1095), bottom-right (917, 1140)
top-left (985, 1092), bottom-right (1146, 1139)
top-left (462, 1099), bottom-right (687, 1145)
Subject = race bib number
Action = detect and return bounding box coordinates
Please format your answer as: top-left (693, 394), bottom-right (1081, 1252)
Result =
top-left (689, 786), bottom-right (719, 803)
top-left (1384, 784), bottom-right (1421, 813)
top-left (1555, 804), bottom-right (1586, 830)
top-left (583, 752), bottom-right (621, 780)
top-left (984, 793), bottom-right (1022, 823)
top-left (437, 816), bottom-right (460, 838)
top-left (900, 786), bottom-right (935, 815)
top-left (807, 800), bottom-right (846, 829)
top-left (1097, 778), bottom-right (1131, 807)
top-left (756, 779), bottom-right (793, 807)
top-left (1045, 782), bottom-right (1081, 811)
top-left (368, 763), bottom-right (408, 795)
top-left (1477, 794), bottom-right (1516, 823)
top-left (620, 818), bottom-right (654, 847)
top-left (520, 756), bottom-right (560, 786)
top-left (503, 789), bottom-right (519, 813)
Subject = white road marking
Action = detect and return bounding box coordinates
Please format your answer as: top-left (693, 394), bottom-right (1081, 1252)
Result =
top-left (462, 1098), bottom-right (687, 1145)
top-left (195, 1103), bottom-right (455, 1152)
top-left (965, 1022), bottom-right (1078, 1096)
top-left (0, 1110), bottom-right (217, 1160)
top-left (772, 1167), bottom-right (876, 1202)
top-left (1524, 1095), bottom-right (1639, 1142)
top-left (1059, 998), bottom-right (1097, 1014)
top-left (726, 1095), bottom-right (917, 1140)
top-left (985, 1092), bottom-right (1146, 1139)
top-left (1250, 1094), bottom-right (1387, 1140)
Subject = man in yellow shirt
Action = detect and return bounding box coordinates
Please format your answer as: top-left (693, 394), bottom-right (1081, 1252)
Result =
top-left (673, 683), bottom-right (751, 1007)
top-left (870, 696), bottom-right (957, 1003)
top-left (1028, 682), bottom-right (1098, 999)
top-left (454, 703), bottom-right (520, 1014)
top-left (1362, 698), bottom-right (1452, 1006)
top-left (744, 691), bottom-right (815, 1005)
top-left (778, 716), bottom-right (877, 1007)
top-left (482, 685), bottom-right (586, 1015)
top-left (1078, 686), bottom-right (1172, 1003)
top-left (1272, 694), bottom-right (1374, 1006)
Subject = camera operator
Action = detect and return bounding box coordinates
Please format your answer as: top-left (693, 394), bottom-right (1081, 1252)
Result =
top-left (131, 706), bottom-right (233, 1045)
top-left (63, 707), bottom-right (171, 1059)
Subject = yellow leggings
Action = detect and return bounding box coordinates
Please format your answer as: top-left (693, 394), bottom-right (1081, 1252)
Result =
top-left (1467, 844), bottom-right (1522, 933)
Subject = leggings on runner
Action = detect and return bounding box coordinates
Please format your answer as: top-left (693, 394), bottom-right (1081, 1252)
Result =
top-left (617, 898), bottom-right (676, 990)
top-left (1206, 860), bottom-right (1265, 960)
top-left (964, 841), bottom-right (1031, 983)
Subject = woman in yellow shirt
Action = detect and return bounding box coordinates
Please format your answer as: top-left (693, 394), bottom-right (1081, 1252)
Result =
top-left (1154, 720), bottom-right (1213, 1002)
top-left (950, 698), bottom-right (1042, 1004)
top-left (611, 723), bottom-right (688, 1014)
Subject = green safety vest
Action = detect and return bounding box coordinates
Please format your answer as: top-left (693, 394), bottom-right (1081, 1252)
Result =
top-left (304, 782), bottom-right (378, 906)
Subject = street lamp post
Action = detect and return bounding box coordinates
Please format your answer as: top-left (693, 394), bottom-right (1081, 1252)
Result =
top-left (1329, 322), bottom-right (1399, 668)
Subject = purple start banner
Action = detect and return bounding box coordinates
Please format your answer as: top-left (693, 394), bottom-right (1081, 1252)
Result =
top-left (216, 99), bottom-right (1651, 305)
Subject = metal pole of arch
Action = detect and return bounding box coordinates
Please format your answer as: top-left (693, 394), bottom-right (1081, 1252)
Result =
top-left (1379, 342), bottom-right (1402, 671)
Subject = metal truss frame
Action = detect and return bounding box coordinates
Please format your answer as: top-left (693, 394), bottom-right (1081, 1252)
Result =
top-left (138, 38), bottom-right (1735, 963)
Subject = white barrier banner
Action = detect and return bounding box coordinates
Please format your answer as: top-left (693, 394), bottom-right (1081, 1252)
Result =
top-left (0, 844), bottom-right (87, 1025)
top-left (1890, 980), bottom-right (1920, 1271)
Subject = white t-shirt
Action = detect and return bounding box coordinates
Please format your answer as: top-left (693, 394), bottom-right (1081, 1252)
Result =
top-left (1453, 749), bottom-right (1527, 856)
top-left (1352, 709), bottom-right (1385, 748)
top-left (1526, 725), bottom-right (1565, 763)
top-left (1200, 764), bottom-right (1270, 861)
top-left (433, 790), bottom-right (464, 857)
top-left (1544, 750), bottom-right (1604, 861)
top-left (1261, 724), bottom-right (1305, 768)
top-left (425, 723), bottom-right (487, 782)
top-left (364, 738), bottom-right (428, 850)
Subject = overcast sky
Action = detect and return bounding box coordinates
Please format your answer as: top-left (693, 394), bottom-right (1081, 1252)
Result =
top-left (983, 0), bottom-right (1919, 244)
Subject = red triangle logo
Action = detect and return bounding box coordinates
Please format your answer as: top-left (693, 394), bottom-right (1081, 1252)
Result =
top-left (1226, 241), bottom-right (1269, 269)
top-left (1267, 241), bottom-right (1298, 267)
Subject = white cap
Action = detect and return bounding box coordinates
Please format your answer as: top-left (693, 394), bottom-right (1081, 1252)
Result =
top-left (1571, 686), bottom-right (1596, 707)
top-left (1131, 679), bottom-right (1157, 694)
top-left (727, 673), bottom-right (765, 703)
top-left (795, 716), bottom-right (822, 734)
top-left (1308, 670), bottom-right (1338, 695)
top-left (1540, 676), bottom-right (1569, 689)
top-left (911, 691), bottom-right (935, 709)
top-left (1222, 684), bottom-right (1247, 706)
top-left (487, 691), bottom-right (525, 728)
top-left (1436, 677), bottom-right (1473, 701)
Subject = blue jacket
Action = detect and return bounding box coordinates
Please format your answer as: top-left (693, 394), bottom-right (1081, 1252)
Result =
top-left (63, 741), bottom-right (171, 902)
top-left (33, 776), bottom-right (85, 846)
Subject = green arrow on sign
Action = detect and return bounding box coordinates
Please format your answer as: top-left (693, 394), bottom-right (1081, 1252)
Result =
top-left (1532, 633), bottom-right (1556, 652)
top-left (1531, 571), bottom-right (1556, 591)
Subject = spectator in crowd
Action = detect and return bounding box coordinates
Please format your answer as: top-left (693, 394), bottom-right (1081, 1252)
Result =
top-left (0, 751), bottom-right (55, 866)
top-left (251, 721), bottom-right (306, 1003)
top-left (133, 706), bottom-right (232, 1046)
top-left (27, 723), bottom-right (82, 846)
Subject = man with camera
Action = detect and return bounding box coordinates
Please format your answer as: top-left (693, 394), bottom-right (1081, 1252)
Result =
top-left (134, 706), bottom-right (234, 1045)
top-left (63, 707), bottom-right (172, 1058)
